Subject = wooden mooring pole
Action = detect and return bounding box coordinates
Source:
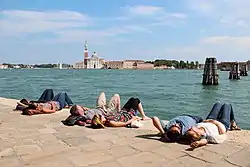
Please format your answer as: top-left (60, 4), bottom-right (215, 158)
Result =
top-left (202, 57), bottom-right (219, 85)
top-left (240, 64), bottom-right (248, 76)
top-left (229, 62), bottom-right (240, 79)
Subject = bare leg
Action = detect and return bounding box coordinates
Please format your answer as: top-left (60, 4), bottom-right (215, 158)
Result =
top-left (152, 116), bottom-right (165, 135)
top-left (108, 94), bottom-right (121, 113)
top-left (138, 103), bottom-right (150, 120)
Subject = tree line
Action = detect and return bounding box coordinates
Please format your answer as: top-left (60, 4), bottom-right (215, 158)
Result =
top-left (145, 59), bottom-right (199, 69)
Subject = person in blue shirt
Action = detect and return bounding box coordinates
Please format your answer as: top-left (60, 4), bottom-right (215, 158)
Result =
top-left (152, 115), bottom-right (203, 142)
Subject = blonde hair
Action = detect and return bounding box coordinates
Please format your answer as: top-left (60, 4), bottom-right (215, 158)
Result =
top-left (91, 114), bottom-right (105, 129)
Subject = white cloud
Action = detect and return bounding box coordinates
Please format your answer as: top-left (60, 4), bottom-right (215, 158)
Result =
top-left (202, 36), bottom-right (250, 47)
top-left (124, 5), bottom-right (164, 15)
top-left (0, 9), bottom-right (154, 43)
top-left (187, 0), bottom-right (250, 28)
top-left (121, 5), bottom-right (187, 27)
top-left (0, 10), bottom-right (91, 36)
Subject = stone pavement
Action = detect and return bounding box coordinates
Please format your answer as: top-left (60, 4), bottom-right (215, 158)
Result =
top-left (0, 97), bottom-right (249, 167)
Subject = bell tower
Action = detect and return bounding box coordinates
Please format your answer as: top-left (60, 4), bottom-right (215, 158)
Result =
top-left (84, 40), bottom-right (88, 68)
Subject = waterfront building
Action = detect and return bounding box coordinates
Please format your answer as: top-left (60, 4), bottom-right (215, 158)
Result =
top-left (84, 40), bottom-right (88, 68)
top-left (123, 60), bottom-right (145, 69)
top-left (0, 64), bottom-right (8, 69)
top-left (218, 61), bottom-right (249, 71)
top-left (74, 40), bottom-right (104, 69)
top-left (106, 61), bottom-right (124, 69)
top-left (13, 65), bottom-right (21, 69)
top-left (199, 64), bottom-right (205, 69)
top-left (247, 60), bottom-right (250, 71)
top-left (58, 63), bottom-right (62, 69)
top-left (135, 61), bottom-right (154, 69)
top-left (105, 60), bottom-right (154, 69)
top-left (86, 52), bottom-right (103, 69)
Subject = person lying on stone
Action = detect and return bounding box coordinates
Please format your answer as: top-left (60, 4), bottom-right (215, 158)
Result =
top-left (15, 89), bottom-right (73, 111)
top-left (91, 113), bottom-right (141, 128)
top-left (152, 115), bottom-right (203, 143)
top-left (185, 102), bottom-right (241, 149)
top-left (63, 92), bottom-right (150, 126)
top-left (22, 91), bottom-right (73, 115)
top-left (62, 92), bottom-right (121, 126)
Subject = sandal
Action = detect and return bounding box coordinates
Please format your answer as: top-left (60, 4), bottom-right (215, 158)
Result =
top-left (230, 125), bottom-right (241, 131)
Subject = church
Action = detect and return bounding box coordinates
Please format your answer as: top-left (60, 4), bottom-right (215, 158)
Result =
top-left (74, 41), bottom-right (104, 69)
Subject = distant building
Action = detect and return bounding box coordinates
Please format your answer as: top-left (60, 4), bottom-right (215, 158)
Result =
top-left (123, 60), bottom-right (145, 69)
top-left (74, 41), bottom-right (104, 69)
top-left (0, 64), bottom-right (8, 69)
top-left (106, 61), bottom-right (124, 69)
top-left (86, 52), bottom-right (103, 69)
top-left (13, 65), bottom-right (21, 69)
top-left (199, 64), bottom-right (205, 69)
top-left (154, 65), bottom-right (168, 69)
top-left (135, 62), bottom-right (154, 69)
top-left (218, 61), bottom-right (248, 71)
top-left (74, 61), bottom-right (85, 69)
top-left (106, 60), bottom-right (154, 69)
top-left (247, 60), bottom-right (250, 71)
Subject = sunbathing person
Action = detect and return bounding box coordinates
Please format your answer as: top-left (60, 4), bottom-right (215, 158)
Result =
top-left (16, 89), bottom-right (72, 110)
top-left (91, 96), bottom-right (149, 128)
top-left (185, 102), bottom-right (241, 149)
top-left (62, 92), bottom-right (120, 126)
top-left (22, 91), bottom-right (73, 115)
top-left (152, 115), bottom-right (203, 142)
top-left (63, 92), bottom-right (149, 126)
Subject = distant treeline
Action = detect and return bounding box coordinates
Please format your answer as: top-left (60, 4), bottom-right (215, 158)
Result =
top-left (145, 59), bottom-right (199, 69)
top-left (2, 63), bottom-right (73, 68)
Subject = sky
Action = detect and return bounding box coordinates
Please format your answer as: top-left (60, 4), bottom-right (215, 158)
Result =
top-left (1, 0), bottom-right (250, 64)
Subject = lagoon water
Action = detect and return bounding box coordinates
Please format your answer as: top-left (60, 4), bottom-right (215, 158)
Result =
top-left (0, 69), bottom-right (249, 129)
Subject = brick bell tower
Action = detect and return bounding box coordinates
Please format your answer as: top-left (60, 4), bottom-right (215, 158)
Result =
top-left (84, 40), bottom-right (88, 68)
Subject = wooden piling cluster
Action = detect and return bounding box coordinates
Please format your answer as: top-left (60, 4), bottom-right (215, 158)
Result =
top-left (240, 64), bottom-right (248, 76)
top-left (229, 62), bottom-right (240, 79)
top-left (202, 57), bottom-right (219, 85)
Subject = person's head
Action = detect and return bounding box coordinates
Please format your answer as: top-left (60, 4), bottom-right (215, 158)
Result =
top-left (166, 124), bottom-right (182, 142)
top-left (70, 105), bottom-right (85, 116)
top-left (28, 103), bottom-right (38, 109)
top-left (91, 114), bottom-right (106, 129)
top-left (185, 126), bottom-right (202, 143)
top-left (20, 99), bottom-right (29, 105)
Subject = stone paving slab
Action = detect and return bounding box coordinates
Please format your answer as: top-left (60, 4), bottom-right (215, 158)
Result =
top-left (0, 97), bottom-right (250, 167)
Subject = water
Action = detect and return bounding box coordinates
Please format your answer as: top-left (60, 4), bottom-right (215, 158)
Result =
top-left (0, 69), bottom-right (249, 129)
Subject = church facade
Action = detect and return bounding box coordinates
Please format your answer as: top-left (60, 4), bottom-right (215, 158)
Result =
top-left (74, 41), bottom-right (104, 69)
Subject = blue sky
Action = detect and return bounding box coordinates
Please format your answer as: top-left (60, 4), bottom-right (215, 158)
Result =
top-left (1, 0), bottom-right (250, 64)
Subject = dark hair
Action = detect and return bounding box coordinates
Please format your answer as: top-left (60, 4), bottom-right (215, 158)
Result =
top-left (70, 105), bottom-right (78, 115)
top-left (28, 103), bottom-right (37, 109)
top-left (166, 130), bottom-right (180, 142)
top-left (20, 99), bottom-right (29, 105)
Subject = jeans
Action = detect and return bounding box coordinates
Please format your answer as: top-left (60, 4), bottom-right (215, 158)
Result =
top-left (52, 92), bottom-right (73, 109)
top-left (206, 102), bottom-right (236, 130)
top-left (38, 89), bottom-right (54, 102)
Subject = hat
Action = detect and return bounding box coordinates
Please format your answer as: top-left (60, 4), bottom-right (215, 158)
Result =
top-left (91, 114), bottom-right (105, 129)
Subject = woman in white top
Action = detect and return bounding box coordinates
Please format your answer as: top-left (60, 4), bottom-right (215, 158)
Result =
top-left (185, 102), bottom-right (241, 149)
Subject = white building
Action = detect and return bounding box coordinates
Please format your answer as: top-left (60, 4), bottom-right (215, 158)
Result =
top-left (86, 52), bottom-right (103, 69)
top-left (0, 64), bottom-right (8, 69)
top-left (74, 61), bottom-right (85, 69)
top-left (74, 41), bottom-right (104, 69)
